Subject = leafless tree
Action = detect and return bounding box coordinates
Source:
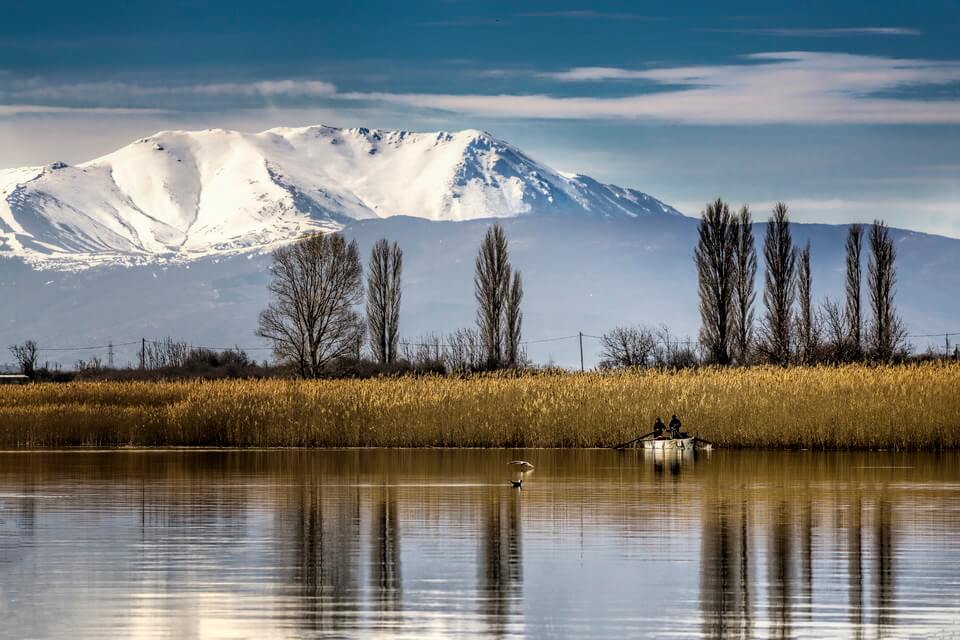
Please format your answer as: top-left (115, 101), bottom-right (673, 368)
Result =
top-left (445, 328), bottom-right (483, 373)
top-left (760, 202), bottom-right (796, 365)
top-left (504, 270), bottom-right (523, 368)
top-left (599, 326), bottom-right (658, 369)
top-left (141, 337), bottom-right (189, 370)
top-left (845, 224), bottom-right (864, 359)
top-left (366, 239), bottom-right (403, 366)
top-left (795, 241), bottom-right (819, 363)
top-left (695, 198), bottom-right (737, 365)
top-left (867, 221), bottom-right (906, 361)
top-left (474, 224), bottom-right (511, 369)
top-left (400, 333), bottom-right (444, 370)
top-left (820, 298), bottom-right (849, 362)
top-left (9, 340), bottom-right (39, 377)
top-left (732, 206), bottom-right (757, 364)
top-left (257, 233), bottom-right (364, 378)
top-left (651, 325), bottom-right (699, 369)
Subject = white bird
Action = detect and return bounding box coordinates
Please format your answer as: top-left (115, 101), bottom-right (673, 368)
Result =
top-left (508, 460), bottom-right (535, 472)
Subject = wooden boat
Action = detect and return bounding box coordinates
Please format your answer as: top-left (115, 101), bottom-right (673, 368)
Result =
top-left (639, 436), bottom-right (696, 450)
top-left (614, 432), bottom-right (714, 451)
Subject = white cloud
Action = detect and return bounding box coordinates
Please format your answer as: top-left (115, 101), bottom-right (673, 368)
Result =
top-left (0, 104), bottom-right (166, 116)
top-left (702, 27), bottom-right (922, 37)
top-left (6, 79), bottom-right (337, 103)
top-left (3, 52), bottom-right (959, 126)
top-left (346, 52), bottom-right (960, 125)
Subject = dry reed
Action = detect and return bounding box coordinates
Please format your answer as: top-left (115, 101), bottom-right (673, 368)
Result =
top-left (0, 363), bottom-right (958, 449)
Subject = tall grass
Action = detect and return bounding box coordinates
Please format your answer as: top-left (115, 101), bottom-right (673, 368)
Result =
top-left (1, 364), bottom-right (958, 449)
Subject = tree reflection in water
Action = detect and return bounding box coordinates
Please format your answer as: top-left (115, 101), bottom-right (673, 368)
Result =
top-left (479, 486), bottom-right (523, 638)
top-left (0, 449), bottom-right (942, 640)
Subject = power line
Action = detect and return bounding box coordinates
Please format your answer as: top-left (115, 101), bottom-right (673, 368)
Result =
top-left (38, 340), bottom-right (139, 352)
top-left (905, 331), bottom-right (960, 338)
top-left (25, 328), bottom-right (960, 357)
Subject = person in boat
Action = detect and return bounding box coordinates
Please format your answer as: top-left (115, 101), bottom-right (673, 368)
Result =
top-left (669, 415), bottom-right (682, 439)
top-left (653, 417), bottom-right (665, 438)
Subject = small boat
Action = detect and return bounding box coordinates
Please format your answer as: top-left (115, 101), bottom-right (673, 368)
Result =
top-left (639, 437), bottom-right (697, 451)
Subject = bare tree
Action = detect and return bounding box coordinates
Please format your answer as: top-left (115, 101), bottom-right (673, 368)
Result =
top-left (141, 337), bottom-right (189, 370)
top-left (760, 202), bottom-right (797, 365)
top-left (504, 270), bottom-right (523, 368)
top-left (445, 328), bottom-right (483, 373)
top-left (400, 333), bottom-right (444, 371)
top-left (796, 241), bottom-right (819, 363)
top-left (366, 239), bottom-right (403, 366)
top-left (9, 340), bottom-right (39, 378)
top-left (474, 224), bottom-right (511, 369)
top-left (732, 206), bottom-right (757, 364)
top-left (650, 325), bottom-right (699, 369)
top-left (867, 220), bottom-right (906, 361)
top-left (695, 198), bottom-right (737, 365)
top-left (820, 298), bottom-right (849, 362)
top-left (257, 233), bottom-right (364, 378)
top-left (599, 326), bottom-right (658, 369)
top-left (845, 224), bottom-right (864, 359)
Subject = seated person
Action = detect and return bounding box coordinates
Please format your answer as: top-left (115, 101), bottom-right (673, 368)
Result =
top-left (669, 414), bottom-right (682, 439)
top-left (653, 417), bottom-right (665, 438)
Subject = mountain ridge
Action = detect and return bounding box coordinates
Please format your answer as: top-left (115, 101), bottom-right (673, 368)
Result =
top-left (0, 125), bottom-right (682, 269)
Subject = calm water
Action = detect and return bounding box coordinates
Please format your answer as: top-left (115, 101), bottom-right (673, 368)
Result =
top-left (1, 449), bottom-right (959, 639)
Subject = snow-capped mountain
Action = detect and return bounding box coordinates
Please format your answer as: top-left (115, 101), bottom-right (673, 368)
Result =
top-left (0, 125), bottom-right (681, 268)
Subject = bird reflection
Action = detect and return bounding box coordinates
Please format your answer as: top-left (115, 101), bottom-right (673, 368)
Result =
top-left (480, 488), bottom-right (523, 638)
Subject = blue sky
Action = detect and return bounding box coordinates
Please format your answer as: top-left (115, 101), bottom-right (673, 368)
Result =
top-left (1, 0), bottom-right (958, 235)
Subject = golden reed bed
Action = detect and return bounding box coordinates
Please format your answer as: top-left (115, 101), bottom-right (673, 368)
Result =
top-left (1, 364), bottom-right (958, 449)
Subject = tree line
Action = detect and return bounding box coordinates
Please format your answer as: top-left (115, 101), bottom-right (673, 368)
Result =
top-left (255, 224), bottom-right (524, 378)
top-left (5, 204), bottom-right (947, 380)
top-left (694, 199), bottom-right (906, 366)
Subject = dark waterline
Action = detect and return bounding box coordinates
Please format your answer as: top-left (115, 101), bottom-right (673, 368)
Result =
top-left (1, 449), bottom-right (959, 638)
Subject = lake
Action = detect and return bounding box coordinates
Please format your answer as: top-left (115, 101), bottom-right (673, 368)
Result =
top-left (1, 449), bottom-right (958, 639)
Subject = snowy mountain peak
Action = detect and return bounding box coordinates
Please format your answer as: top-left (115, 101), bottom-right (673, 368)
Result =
top-left (0, 125), bottom-right (682, 268)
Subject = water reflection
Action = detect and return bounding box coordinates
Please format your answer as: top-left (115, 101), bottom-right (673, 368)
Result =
top-left (0, 450), bottom-right (955, 639)
top-left (700, 498), bottom-right (751, 638)
top-left (874, 494), bottom-right (894, 635)
top-left (480, 487), bottom-right (523, 637)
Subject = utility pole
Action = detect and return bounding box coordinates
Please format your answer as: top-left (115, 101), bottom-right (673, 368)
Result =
top-left (141, 338), bottom-right (146, 370)
top-left (579, 331), bottom-right (584, 372)
top-left (947, 333), bottom-right (951, 359)
top-left (107, 341), bottom-right (114, 369)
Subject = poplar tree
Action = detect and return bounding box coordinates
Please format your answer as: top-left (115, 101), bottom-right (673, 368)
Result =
top-left (695, 198), bottom-right (737, 365)
top-left (366, 238), bottom-right (403, 366)
top-left (760, 202), bottom-right (796, 365)
top-left (732, 206), bottom-right (757, 364)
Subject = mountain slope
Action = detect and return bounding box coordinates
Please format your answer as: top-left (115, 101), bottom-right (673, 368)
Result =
top-left (0, 126), bottom-right (681, 267)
